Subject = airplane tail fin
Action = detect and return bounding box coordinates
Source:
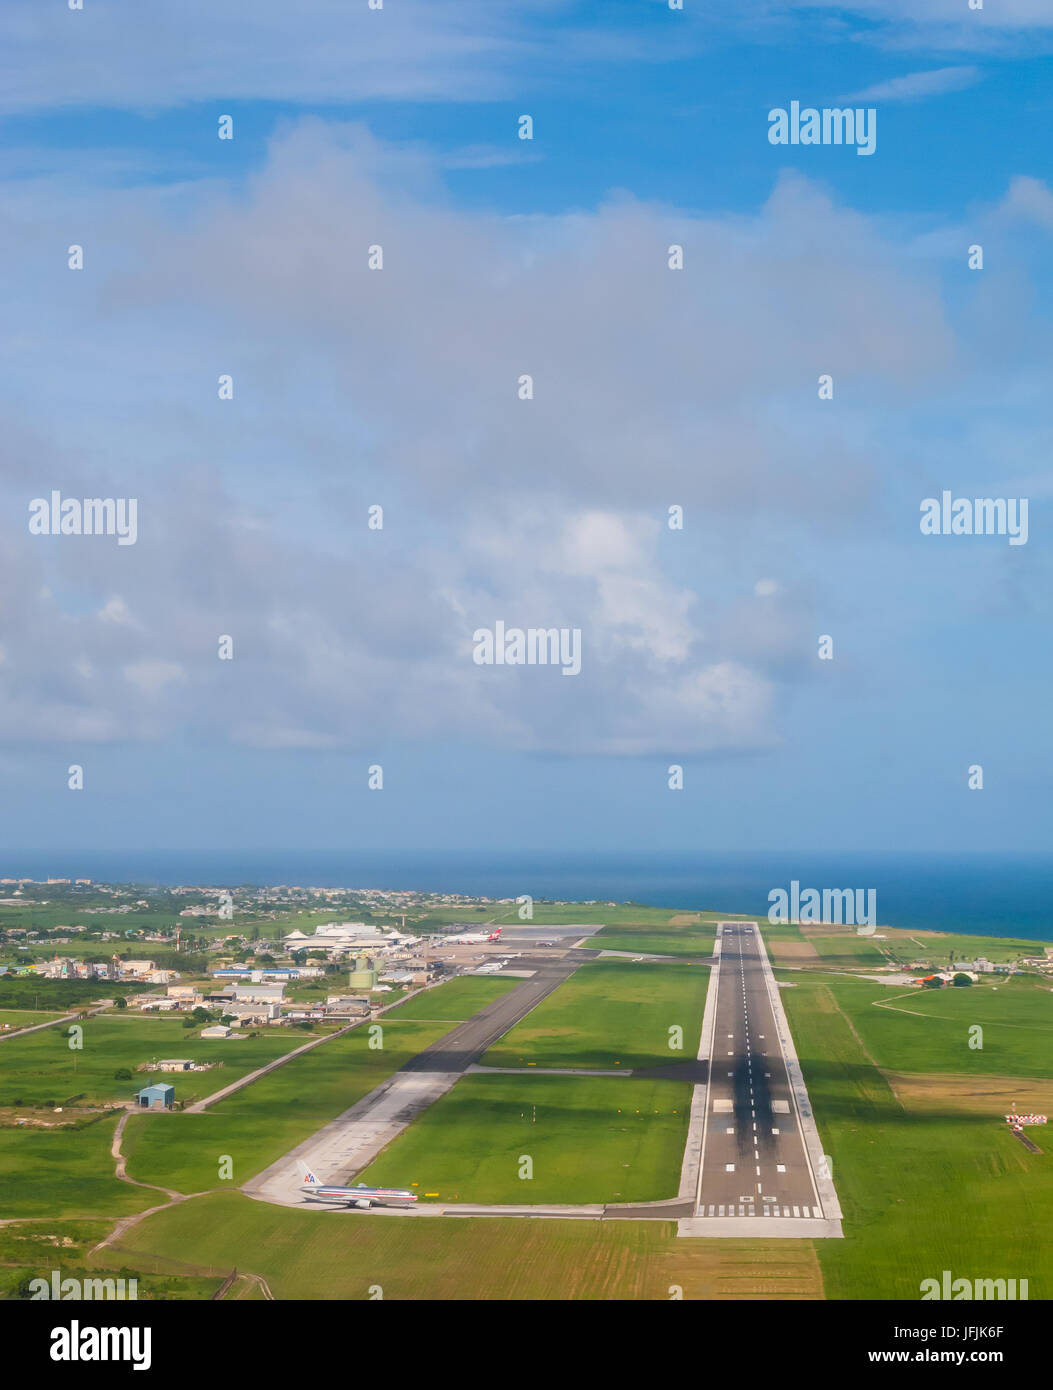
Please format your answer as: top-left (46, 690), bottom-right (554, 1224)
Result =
top-left (297, 1160), bottom-right (321, 1186)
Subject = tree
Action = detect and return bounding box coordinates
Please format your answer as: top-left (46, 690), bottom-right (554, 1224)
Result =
top-left (114, 1068), bottom-right (132, 1081)
top-left (952, 973), bottom-right (973, 987)
top-left (923, 976), bottom-right (944, 989)
top-left (115, 996), bottom-right (127, 1010)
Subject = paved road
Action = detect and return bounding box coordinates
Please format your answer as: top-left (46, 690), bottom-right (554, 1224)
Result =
top-left (694, 923), bottom-right (826, 1223)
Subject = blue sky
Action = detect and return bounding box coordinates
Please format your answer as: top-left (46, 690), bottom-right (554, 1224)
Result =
top-left (1, 0), bottom-right (1052, 855)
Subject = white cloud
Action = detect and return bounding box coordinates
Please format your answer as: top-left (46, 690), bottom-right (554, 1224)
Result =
top-left (999, 176), bottom-right (1053, 232)
top-left (0, 126), bottom-right (1045, 757)
top-left (98, 596), bottom-right (140, 628)
top-left (0, 0), bottom-right (695, 116)
top-left (844, 66), bottom-right (981, 103)
top-left (122, 661), bottom-right (187, 698)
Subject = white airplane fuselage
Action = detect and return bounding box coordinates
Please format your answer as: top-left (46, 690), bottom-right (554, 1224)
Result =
top-left (300, 1182), bottom-right (417, 1208)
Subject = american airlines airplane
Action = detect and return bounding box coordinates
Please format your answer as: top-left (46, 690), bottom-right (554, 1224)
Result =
top-left (297, 1162), bottom-right (417, 1208)
top-left (447, 926), bottom-right (502, 945)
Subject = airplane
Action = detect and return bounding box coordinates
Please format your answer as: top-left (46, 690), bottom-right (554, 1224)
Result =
top-left (297, 1162), bottom-right (418, 1208)
top-left (447, 926), bottom-right (502, 945)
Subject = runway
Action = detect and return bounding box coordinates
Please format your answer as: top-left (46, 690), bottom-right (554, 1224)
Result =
top-left (679, 922), bottom-right (843, 1238)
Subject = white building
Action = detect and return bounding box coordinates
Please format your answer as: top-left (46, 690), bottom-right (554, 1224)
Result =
top-left (283, 922), bottom-right (420, 954)
top-left (223, 1002), bottom-right (280, 1025)
top-left (233, 982), bottom-right (286, 1004)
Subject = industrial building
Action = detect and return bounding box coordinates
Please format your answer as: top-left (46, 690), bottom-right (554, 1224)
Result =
top-left (136, 1083), bottom-right (174, 1109)
top-left (233, 982), bottom-right (286, 1005)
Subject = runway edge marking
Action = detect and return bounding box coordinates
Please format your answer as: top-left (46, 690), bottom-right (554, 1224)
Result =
top-left (678, 928), bottom-right (721, 1202)
top-left (755, 923), bottom-right (843, 1225)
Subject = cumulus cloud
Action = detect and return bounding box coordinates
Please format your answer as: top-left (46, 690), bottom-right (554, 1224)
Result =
top-left (0, 124), bottom-right (1046, 757)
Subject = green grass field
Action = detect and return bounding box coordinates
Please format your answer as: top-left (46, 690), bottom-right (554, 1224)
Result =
top-left (590, 926), bottom-right (717, 958)
top-left (97, 1191), bottom-right (694, 1299)
top-left (0, 1009), bottom-right (64, 1032)
top-left (382, 975), bottom-right (519, 1021)
top-left (783, 970), bottom-right (1053, 1079)
top-left (0, 978), bottom-right (139, 1011)
top-left (781, 971), bottom-right (1053, 1298)
top-left (0, 1015), bottom-right (327, 1107)
top-left (0, 1116), bottom-right (156, 1219)
top-left (805, 934), bottom-right (896, 969)
top-left (884, 930), bottom-right (1052, 964)
top-left (356, 1072), bottom-right (691, 1204)
top-left (481, 959), bottom-right (708, 1069)
top-left (122, 1018), bottom-right (453, 1192)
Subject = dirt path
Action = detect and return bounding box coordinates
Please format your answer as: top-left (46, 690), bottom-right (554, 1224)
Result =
top-left (110, 1111), bottom-right (184, 1199)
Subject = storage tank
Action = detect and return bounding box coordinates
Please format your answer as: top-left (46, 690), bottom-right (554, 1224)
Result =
top-left (348, 954), bottom-right (377, 991)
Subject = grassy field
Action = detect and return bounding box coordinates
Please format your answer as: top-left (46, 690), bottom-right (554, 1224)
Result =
top-left (590, 925), bottom-right (717, 958)
top-left (782, 970), bottom-right (1053, 1080)
top-left (0, 978), bottom-right (140, 1011)
top-left (0, 1015), bottom-right (327, 1107)
top-left (880, 929), bottom-right (1052, 964)
top-left (98, 1190), bottom-right (823, 1299)
top-left (802, 933), bottom-right (898, 970)
top-left (356, 1071), bottom-right (691, 1204)
top-left (0, 1115), bottom-right (156, 1219)
top-left (0, 1009), bottom-right (64, 1031)
top-left (122, 1018), bottom-right (453, 1192)
top-left (382, 975), bottom-right (519, 1021)
top-left (0, 1214), bottom-right (224, 1300)
top-left (781, 971), bottom-right (1053, 1298)
top-left (481, 959), bottom-right (708, 1069)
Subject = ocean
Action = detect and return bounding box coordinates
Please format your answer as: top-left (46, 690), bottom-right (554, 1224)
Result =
top-left (4, 850), bottom-right (1053, 943)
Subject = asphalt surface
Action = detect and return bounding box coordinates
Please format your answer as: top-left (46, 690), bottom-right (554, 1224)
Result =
top-left (695, 923), bottom-right (824, 1220)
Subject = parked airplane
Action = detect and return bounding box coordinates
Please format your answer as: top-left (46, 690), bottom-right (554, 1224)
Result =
top-left (297, 1162), bottom-right (418, 1208)
top-left (447, 926), bottom-right (503, 945)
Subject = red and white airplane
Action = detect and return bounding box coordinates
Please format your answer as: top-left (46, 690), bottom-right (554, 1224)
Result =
top-left (447, 926), bottom-right (502, 945)
top-left (297, 1162), bottom-right (417, 1208)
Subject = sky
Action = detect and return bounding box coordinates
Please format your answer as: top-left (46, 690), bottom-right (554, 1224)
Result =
top-left (1, 0), bottom-right (1052, 856)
